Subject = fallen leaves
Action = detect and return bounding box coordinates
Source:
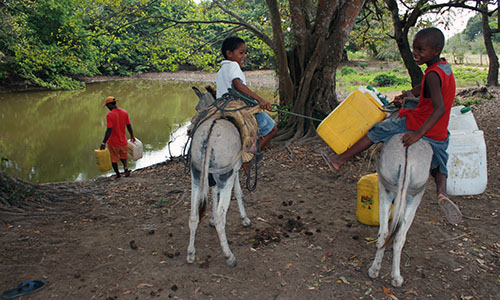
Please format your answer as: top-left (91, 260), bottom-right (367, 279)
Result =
top-left (321, 252), bottom-right (332, 262)
top-left (383, 286), bottom-right (398, 300)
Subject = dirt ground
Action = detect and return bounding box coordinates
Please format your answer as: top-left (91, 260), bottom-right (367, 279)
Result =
top-left (0, 74), bottom-right (499, 300)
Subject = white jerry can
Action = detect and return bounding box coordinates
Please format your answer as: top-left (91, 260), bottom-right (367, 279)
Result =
top-left (446, 106), bottom-right (487, 195)
top-left (127, 138), bottom-right (143, 161)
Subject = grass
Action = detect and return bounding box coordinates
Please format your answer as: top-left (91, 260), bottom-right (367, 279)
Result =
top-left (337, 60), bottom-right (488, 96)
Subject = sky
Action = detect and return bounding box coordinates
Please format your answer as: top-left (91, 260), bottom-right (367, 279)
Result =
top-left (429, 7), bottom-right (476, 39)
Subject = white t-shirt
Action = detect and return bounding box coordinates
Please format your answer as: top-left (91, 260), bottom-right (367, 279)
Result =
top-left (216, 60), bottom-right (246, 98)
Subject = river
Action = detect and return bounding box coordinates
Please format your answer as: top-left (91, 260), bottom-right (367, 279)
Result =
top-left (0, 79), bottom-right (275, 183)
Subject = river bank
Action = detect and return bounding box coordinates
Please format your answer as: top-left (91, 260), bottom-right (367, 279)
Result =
top-left (79, 70), bottom-right (278, 89)
top-left (0, 70), bottom-right (278, 94)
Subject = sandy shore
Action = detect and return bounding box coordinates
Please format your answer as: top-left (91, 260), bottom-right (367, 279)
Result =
top-left (79, 70), bottom-right (278, 89)
top-left (0, 70), bottom-right (278, 93)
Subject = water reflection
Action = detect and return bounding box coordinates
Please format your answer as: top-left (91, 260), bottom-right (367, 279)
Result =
top-left (0, 79), bottom-right (275, 183)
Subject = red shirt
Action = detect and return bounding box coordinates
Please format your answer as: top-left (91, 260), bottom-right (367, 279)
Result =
top-left (106, 108), bottom-right (130, 147)
top-left (399, 60), bottom-right (455, 141)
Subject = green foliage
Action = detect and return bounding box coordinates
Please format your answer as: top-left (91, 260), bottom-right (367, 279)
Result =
top-left (462, 11), bottom-right (499, 43)
top-left (276, 104), bottom-right (293, 128)
top-left (356, 61), bottom-right (369, 68)
top-left (372, 72), bottom-right (409, 87)
top-left (337, 63), bottom-right (412, 93)
top-left (375, 39), bottom-right (402, 62)
top-left (340, 66), bottom-right (357, 76)
top-left (0, 0), bottom-right (275, 89)
top-left (1, 0), bottom-right (100, 89)
top-left (347, 1), bottom-right (396, 61)
top-left (457, 99), bottom-right (481, 106)
top-left (453, 66), bottom-right (488, 86)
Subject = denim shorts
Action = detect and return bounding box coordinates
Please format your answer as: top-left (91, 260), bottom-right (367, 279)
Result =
top-left (367, 117), bottom-right (450, 177)
top-left (255, 112), bottom-right (275, 136)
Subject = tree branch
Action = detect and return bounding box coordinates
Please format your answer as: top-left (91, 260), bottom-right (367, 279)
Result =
top-left (211, 0), bottom-right (273, 48)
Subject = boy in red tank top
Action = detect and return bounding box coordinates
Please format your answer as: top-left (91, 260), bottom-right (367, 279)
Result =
top-left (322, 28), bottom-right (462, 224)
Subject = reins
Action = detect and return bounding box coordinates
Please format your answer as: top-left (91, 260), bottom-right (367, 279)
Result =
top-left (227, 88), bottom-right (324, 123)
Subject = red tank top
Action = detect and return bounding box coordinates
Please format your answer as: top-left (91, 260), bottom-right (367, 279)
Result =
top-left (398, 60), bottom-right (455, 141)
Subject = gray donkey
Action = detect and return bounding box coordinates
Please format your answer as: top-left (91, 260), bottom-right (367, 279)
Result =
top-left (368, 133), bottom-right (433, 287)
top-left (187, 87), bottom-right (251, 267)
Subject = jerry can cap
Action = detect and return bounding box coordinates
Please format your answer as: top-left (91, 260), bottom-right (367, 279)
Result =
top-left (460, 106), bottom-right (471, 114)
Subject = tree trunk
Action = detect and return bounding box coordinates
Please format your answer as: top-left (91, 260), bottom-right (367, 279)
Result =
top-left (266, 0), bottom-right (295, 106)
top-left (481, 4), bottom-right (499, 86)
top-left (384, 0), bottom-right (423, 87)
top-left (268, 0), bottom-right (365, 142)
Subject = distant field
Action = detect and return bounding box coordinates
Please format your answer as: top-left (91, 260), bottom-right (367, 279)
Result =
top-left (337, 58), bottom-right (490, 95)
top-left (446, 53), bottom-right (490, 66)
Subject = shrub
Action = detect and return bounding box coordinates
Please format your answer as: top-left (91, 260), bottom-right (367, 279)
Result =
top-left (341, 66), bottom-right (358, 76)
top-left (373, 73), bottom-right (397, 86)
top-left (357, 62), bottom-right (369, 68)
top-left (276, 104), bottom-right (293, 128)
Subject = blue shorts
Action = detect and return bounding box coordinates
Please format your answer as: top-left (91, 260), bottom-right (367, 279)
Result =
top-left (255, 112), bottom-right (276, 136)
top-left (366, 117), bottom-right (449, 177)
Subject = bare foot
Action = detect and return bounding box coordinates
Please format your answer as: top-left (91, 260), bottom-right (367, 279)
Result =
top-left (321, 150), bottom-right (343, 172)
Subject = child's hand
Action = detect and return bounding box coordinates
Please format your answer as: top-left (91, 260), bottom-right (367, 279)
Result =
top-left (258, 99), bottom-right (272, 111)
top-left (393, 90), bottom-right (413, 108)
top-left (401, 131), bottom-right (422, 147)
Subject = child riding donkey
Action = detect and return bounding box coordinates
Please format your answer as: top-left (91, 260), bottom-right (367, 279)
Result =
top-left (216, 36), bottom-right (278, 172)
top-left (186, 36), bottom-right (277, 266)
top-left (322, 27), bottom-right (462, 224)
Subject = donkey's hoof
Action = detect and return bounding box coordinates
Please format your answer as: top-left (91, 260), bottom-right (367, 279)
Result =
top-left (242, 217), bottom-right (251, 227)
top-left (391, 276), bottom-right (404, 287)
top-left (368, 266), bottom-right (380, 279)
top-left (186, 253), bottom-right (196, 264)
top-left (226, 254), bottom-right (237, 267)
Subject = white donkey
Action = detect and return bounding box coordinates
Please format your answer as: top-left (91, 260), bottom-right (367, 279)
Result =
top-left (187, 88), bottom-right (251, 267)
top-left (368, 133), bottom-right (433, 287)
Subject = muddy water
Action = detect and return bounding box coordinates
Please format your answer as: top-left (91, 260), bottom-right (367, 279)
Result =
top-left (0, 80), bottom-right (274, 183)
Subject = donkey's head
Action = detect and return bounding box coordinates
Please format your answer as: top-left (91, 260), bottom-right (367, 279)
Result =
top-left (193, 86), bottom-right (216, 111)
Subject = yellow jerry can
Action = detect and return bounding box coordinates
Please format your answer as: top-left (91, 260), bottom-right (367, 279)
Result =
top-left (356, 173), bottom-right (392, 226)
top-left (94, 148), bottom-right (112, 172)
top-left (317, 87), bottom-right (386, 154)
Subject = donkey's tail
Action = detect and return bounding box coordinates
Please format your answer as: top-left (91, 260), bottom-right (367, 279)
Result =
top-left (198, 119), bottom-right (217, 220)
top-left (383, 147), bottom-right (411, 248)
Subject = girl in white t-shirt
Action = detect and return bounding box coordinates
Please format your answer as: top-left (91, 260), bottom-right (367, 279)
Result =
top-left (216, 36), bottom-right (277, 160)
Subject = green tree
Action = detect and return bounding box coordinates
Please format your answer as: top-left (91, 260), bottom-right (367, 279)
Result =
top-left (1, 0), bottom-right (100, 89)
top-left (349, 0), bottom-right (396, 60)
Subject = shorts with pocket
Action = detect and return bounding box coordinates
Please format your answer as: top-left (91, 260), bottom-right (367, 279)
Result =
top-left (255, 111), bottom-right (275, 136)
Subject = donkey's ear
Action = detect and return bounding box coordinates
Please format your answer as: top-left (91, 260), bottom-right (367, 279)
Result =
top-left (192, 87), bottom-right (204, 99)
top-left (205, 86), bottom-right (216, 99)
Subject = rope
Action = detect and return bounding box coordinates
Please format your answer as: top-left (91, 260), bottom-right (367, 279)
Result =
top-left (227, 88), bottom-right (324, 122)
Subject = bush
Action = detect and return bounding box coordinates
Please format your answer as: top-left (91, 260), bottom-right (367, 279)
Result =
top-left (372, 72), bottom-right (408, 87)
top-left (340, 66), bottom-right (358, 76)
top-left (357, 62), bottom-right (369, 68)
top-left (276, 104), bottom-right (293, 128)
